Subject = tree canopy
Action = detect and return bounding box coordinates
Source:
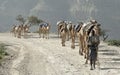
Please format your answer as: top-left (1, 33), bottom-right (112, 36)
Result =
top-left (16, 15), bottom-right (43, 25)
top-left (27, 16), bottom-right (43, 25)
top-left (16, 15), bottom-right (25, 24)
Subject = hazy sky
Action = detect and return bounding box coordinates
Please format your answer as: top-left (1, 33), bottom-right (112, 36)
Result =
top-left (0, 0), bottom-right (120, 39)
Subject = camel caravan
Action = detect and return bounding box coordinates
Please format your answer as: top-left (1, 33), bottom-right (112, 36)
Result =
top-left (10, 18), bottom-right (101, 70)
top-left (57, 19), bottom-right (101, 67)
top-left (11, 22), bottom-right (50, 39)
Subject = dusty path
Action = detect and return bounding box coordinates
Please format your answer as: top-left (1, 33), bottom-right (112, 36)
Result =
top-left (0, 33), bottom-right (120, 75)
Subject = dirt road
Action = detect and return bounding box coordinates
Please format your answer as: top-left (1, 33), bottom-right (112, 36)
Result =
top-left (0, 33), bottom-right (120, 75)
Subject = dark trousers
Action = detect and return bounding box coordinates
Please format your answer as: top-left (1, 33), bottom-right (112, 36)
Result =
top-left (89, 45), bottom-right (97, 70)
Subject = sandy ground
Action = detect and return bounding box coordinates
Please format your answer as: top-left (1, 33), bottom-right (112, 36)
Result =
top-left (0, 33), bottom-right (120, 75)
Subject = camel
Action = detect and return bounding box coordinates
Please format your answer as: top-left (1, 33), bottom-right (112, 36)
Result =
top-left (11, 25), bottom-right (18, 37)
top-left (23, 24), bottom-right (30, 38)
top-left (59, 22), bottom-right (67, 46)
top-left (57, 20), bottom-right (72, 40)
top-left (16, 25), bottom-right (23, 38)
top-left (57, 21), bottom-right (64, 38)
top-left (69, 24), bottom-right (76, 49)
top-left (66, 21), bottom-right (73, 41)
top-left (78, 20), bottom-right (101, 64)
top-left (58, 21), bottom-right (76, 48)
top-left (39, 22), bottom-right (50, 39)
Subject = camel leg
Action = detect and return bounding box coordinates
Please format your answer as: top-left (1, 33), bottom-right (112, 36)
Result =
top-left (14, 32), bottom-right (16, 37)
top-left (71, 31), bottom-right (75, 49)
top-left (71, 36), bottom-right (75, 49)
top-left (85, 49), bottom-right (89, 64)
top-left (61, 31), bottom-right (66, 46)
top-left (79, 36), bottom-right (84, 55)
top-left (58, 32), bottom-right (59, 38)
top-left (45, 30), bottom-right (47, 39)
top-left (42, 30), bottom-right (45, 38)
top-left (18, 32), bottom-right (21, 38)
top-left (39, 32), bottom-right (41, 38)
top-left (67, 32), bottom-right (69, 41)
top-left (47, 30), bottom-right (49, 39)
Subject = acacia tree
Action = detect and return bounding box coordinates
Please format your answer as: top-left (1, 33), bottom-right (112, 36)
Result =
top-left (27, 16), bottom-right (43, 25)
top-left (16, 15), bottom-right (25, 24)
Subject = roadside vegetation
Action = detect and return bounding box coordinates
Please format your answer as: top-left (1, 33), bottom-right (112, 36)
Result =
top-left (100, 28), bottom-right (120, 47)
top-left (0, 43), bottom-right (8, 61)
top-left (107, 40), bottom-right (120, 47)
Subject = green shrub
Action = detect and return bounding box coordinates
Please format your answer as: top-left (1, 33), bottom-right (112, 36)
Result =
top-left (0, 55), bottom-right (2, 59)
top-left (107, 40), bottom-right (120, 46)
top-left (0, 43), bottom-right (7, 59)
